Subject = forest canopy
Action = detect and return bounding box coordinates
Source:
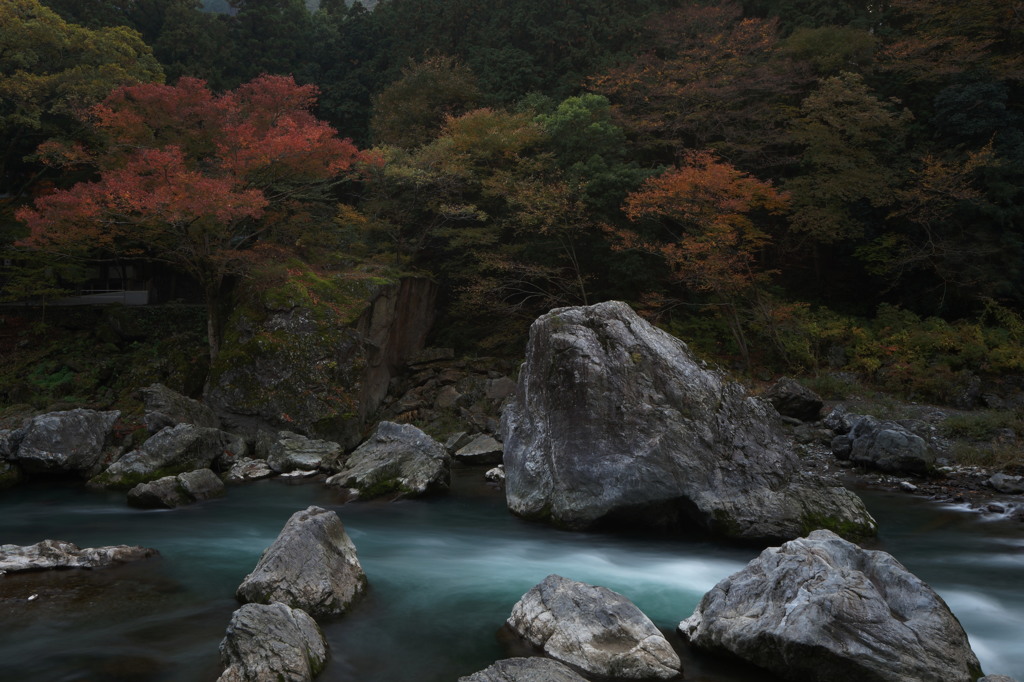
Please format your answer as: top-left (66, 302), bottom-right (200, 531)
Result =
top-left (3, 0), bottom-right (1023, 395)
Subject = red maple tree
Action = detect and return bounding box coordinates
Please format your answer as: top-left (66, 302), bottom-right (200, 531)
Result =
top-left (617, 150), bottom-right (789, 367)
top-left (17, 75), bottom-right (373, 360)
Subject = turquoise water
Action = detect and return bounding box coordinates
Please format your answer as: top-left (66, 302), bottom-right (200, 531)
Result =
top-left (1, 472), bottom-right (1021, 681)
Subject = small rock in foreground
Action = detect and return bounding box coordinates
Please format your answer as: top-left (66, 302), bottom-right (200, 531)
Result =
top-left (218, 602), bottom-right (327, 682)
top-left (458, 657), bottom-right (588, 682)
top-left (507, 574), bottom-right (681, 680)
top-left (680, 529), bottom-right (982, 682)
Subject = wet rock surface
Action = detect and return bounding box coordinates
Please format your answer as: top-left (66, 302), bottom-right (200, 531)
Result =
top-left (680, 529), bottom-right (982, 682)
top-left (507, 574), bottom-right (681, 680)
top-left (236, 506), bottom-right (366, 617)
top-left (218, 602), bottom-right (327, 682)
top-left (0, 539), bottom-right (158, 573)
top-left (458, 657), bottom-right (590, 682)
top-left (126, 468), bottom-right (225, 508)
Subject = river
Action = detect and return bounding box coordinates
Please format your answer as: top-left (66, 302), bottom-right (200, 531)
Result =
top-left (1, 469), bottom-right (1021, 681)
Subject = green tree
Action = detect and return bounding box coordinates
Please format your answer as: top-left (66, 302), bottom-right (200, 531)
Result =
top-left (785, 72), bottom-right (912, 244)
top-left (369, 55), bottom-right (480, 148)
top-left (0, 0), bottom-right (163, 199)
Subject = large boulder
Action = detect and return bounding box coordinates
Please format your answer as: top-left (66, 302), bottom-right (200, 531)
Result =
top-left (236, 506), bottom-right (366, 617)
top-left (139, 383), bottom-right (220, 433)
top-left (325, 421), bottom-right (450, 498)
top-left (458, 658), bottom-right (589, 682)
top-left (11, 409), bottom-right (120, 477)
top-left (831, 416), bottom-right (932, 475)
top-left (88, 424), bottom-right (246, 490)
top-left (127, 468), bottom-right (226, 508)
top-left (764, 377), bottom-right (824, 422)
top-left (501, 301), bottom-right (876, 542)
top-left (0, 539), bottom-right (158, 573)
top-left (205, 276), bottom-right (436, 450)
top-left (218, 602), bottom-right (327, 682)
top-left (679, 529), bottom-right (982, 682)
top-left (259, 431), bottom-right (342, 474)
top-left (506, 574), bottom-right (681, 680)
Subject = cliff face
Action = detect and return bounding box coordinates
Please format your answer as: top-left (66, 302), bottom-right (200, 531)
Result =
top-left (205, 275), bottom-right (436, 448)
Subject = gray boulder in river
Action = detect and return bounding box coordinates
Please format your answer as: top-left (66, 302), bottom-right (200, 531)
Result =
top-left (258, 430), bottom-right (342, 474)
top-left (88, 423), bottom-right (246, 490)
top-left (218, 602), bottom-right (327, 682)
top-left (127, 468), bottom-right (226, 508)
top-left (10, 409), bottom-right (120, 477)
top-left (500, 301), bottom-right (876, 542)
top-left (506, 574), bottom-right (681, 680)
top-left (458, 657), bottom-right (589, 682)
top-left (679, 529), bottom-right (982, 682)
top-left (236, 506), bottom-right (366, 617)
top-left (324, 421), bottom-right (450, 498)
top-left (0, 539), bottom-right (158, 573)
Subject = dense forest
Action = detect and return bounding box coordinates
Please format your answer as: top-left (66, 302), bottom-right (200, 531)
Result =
top-left (2, 0), bottom-right (1023, 403)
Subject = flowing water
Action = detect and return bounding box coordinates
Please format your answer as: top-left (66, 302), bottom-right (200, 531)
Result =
top-left (1, 470), bottom-right (1022, 682)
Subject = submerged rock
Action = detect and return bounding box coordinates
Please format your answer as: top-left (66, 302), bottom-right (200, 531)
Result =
top-left (127, 468), bottom-right (226, 508)
top-left (218, 602), bottom-right (327, 682)
top-left (139, 383), bottom-right (220, 433)
top-left (11, 409), bottom-right (120, 477)
top-left (507, 574), bottom-right (681, 680)
top-left (236, 506), bottom-right (366, 617)
top-left (501, 301), bottom-right (876, 542)
top-left (88, 424), bottom-right (246, 490)
top-left (325, 421), bottom-right (450, 498)
top-left (458, 657), bottom-right (588, 682)
top-left (680, 529), bottom-right (982, 682)
top-left (0, 539), bottom-right (158, 573)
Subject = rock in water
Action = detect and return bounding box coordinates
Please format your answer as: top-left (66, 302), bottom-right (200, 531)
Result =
top-left (218, 602), bottom-right (327, 682)
top-left (12, 409), bottom-right (120, 477)
top-left (500, 301), bottom-right (876, 542)
top-left (127, 468), bottom-right (226, 508)
top-left (260, 431), bottom-right (342, 474)
top-left (236, 506), bottom-right (366, 617)
top-left (0, 539), bottom-right (157, 573)
top-left (458, 657), bottom-right (589, 682)
top-left (506, 574), bottom-right (681, 680)
top-left (679, 529), bottom-right (983, 682)
top-left (88, 424), bottom-right (246, 490)
top-left (325, 421), bottom-right (450, 498)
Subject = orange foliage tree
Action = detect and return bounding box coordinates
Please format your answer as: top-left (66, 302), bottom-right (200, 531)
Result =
top-left (17, 75), bottom-right (372, 360)
top-left (618, 150), bottom-right (789, 367)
